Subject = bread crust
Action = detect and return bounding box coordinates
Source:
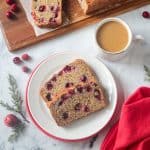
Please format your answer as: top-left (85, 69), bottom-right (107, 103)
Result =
top-left (78, 0), bottom-right (128, 14)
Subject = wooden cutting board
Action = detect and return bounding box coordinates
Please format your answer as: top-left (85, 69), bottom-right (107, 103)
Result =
top-left (0, 0), bottom-right (149, 51)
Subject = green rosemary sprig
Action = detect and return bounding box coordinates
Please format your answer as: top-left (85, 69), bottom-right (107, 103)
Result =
top-left (8, 121), bottom-right (26, 143)
top-left (0, 74), bottom-right (29, 123)
top-left (144, 65), bottom-right (150, 81)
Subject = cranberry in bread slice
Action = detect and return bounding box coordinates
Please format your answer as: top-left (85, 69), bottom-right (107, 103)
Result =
top-left (31, 0), bottom-right (62, 28)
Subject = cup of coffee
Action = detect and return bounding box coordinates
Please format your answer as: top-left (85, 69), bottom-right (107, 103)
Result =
top-left (95, 18), bottom-right (133, 61)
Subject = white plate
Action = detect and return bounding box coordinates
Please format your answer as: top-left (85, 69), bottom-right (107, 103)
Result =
top-left (26, 52), bottom-right (117, 141)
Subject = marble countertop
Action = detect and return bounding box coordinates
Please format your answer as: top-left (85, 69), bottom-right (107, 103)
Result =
top-left (0, 4), bottom-right (150, 150)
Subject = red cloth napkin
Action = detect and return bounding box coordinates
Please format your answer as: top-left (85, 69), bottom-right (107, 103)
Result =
top-left (101, 87), bottom-right (150, 150)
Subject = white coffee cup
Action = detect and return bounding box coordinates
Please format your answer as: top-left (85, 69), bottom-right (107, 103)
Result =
top-left (95, 18), bottom-right (133, 61)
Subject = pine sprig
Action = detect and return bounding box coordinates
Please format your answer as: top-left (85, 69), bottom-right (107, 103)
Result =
top-left (0, 101), bottom-right (17, 112)
top-left (8, 122), bottom-right (26, 143)
top-left (144, 65), bottom-right (150, 81)
top-left (0, 74), bottom-right (29, 123)
top-left (0, 74), bottom-right (30, 143)
top-left (8, 74), bottom-right (23, 112)
top-left (89, 134), bottom-right (99, 148)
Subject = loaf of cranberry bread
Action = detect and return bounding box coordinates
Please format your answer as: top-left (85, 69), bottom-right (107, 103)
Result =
top-left (77, 0), bottom-right (124, 14)
top-left (31, 0), bottom-right (62, 28)
top-left (50, 82), bottom-right (107, 126)
top-left (40, 59), bottom-right (99, 107)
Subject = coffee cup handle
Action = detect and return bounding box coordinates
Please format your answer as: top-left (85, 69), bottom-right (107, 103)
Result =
top-left (133, 35), bottom-right (145, 44)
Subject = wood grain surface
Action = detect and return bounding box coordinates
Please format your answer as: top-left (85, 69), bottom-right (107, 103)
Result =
top-left (0, 0), bottom-right (149, 51)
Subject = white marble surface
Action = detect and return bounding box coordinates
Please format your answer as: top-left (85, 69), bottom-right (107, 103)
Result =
top-left (0, 5), bottom-right (150, 150)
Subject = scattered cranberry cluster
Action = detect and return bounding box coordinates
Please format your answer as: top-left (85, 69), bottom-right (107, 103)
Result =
top-left (5, 0), bottom-right (19, 19)
top-left (142, 11), bottom-right (150, 19)
top-left (13, 53), bottom-right (31, 73)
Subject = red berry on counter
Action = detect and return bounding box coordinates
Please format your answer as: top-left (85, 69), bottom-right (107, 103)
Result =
top-left (6, 0), bottom-right (15, 5)
top-left (21, 53), bottom-right (30, 61)
top-left (6, 11), bottom-right (14, 19)
top-left (11, 4), bottom-right (18, 12)
top-left (22, 66), bottom-right (30, 73)
top-left (13, 57), bottom-right (21, 64)
top-left (4, 114), bottom-right (19, 127)
top-left (142, 11), bottom-right (150, 18)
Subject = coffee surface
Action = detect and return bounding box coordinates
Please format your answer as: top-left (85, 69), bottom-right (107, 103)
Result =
top-left (97, 21), bottom-right (129, 52)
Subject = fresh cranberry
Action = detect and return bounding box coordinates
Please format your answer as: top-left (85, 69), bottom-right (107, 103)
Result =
top-left (65, 82), bottom-right (73, 88)
top-left (11, 4), bottom-right (18, 12)
top-left (63, 65), bottom-right (72, 73)
top-left (62, 112), bottom-right (68, 120)
top-left (46, 93), bottom-right (51, 101)
top-left (86, 85), bottom-right (92, 92)
top-left (77, 86), bottom-right (83, 93)
top-left (21, 54), bottom-right (30, 60)
top-left (6, 11), bottom-right (14, 19)
top-left (142, 11), bottom-right (150, 18)
top-left (51, 76), bottom-right (57, 82)
top-left (22, 66), bottom-right (30, 73)
top-left (80, 75), bottom-right (87, 82)
top-left (46, 82), bottom-right (53, 90)
top-left (39, 5), bottom-right (46, 12)
top-left (83, 106), bottom-right (89, 112)
top-left (68, 89), bottom-right (75, 95)
top-left (94, 89), bottom-right (101, 100)
top-left (6, 0), bottom-right (15, 5)
top-left (13, 57), bottom-right (21, 64)
top-left (4, 114), bottom-right (19, 127)
top-left (74, 103), bottom-right (81, 111)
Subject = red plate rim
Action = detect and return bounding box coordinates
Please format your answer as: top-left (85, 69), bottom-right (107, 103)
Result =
top-left (25, 52), bottom-right (117, 142)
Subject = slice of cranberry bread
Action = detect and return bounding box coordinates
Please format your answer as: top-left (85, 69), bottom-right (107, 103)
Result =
top-left (50, 82), bottom-right (107, 126)
top-left (40, 59), bottom-right (99, 107)
top-left (77, 0), bottom-right (125, 14)
top-left (31, 0), bottom-right (62, 28)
